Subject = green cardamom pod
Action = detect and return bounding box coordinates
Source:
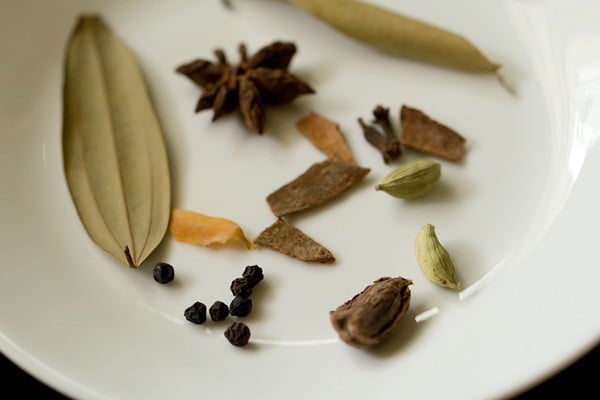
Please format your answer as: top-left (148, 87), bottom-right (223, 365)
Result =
top-left (414, 224), bottom-right (460, 290)
top-left (375, 159), bottom-right (440, 199)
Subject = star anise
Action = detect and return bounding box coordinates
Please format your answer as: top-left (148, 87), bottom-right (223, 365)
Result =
top-left (176, 41), bottom-right (315, 134)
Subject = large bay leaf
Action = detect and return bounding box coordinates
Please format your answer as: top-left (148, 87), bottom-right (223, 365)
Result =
top-left (290, 0), bottom-right (499, 73)
top-left (62, 15), bottom-right (171, 267)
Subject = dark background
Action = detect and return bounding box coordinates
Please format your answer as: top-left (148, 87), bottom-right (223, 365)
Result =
top-left (1, 343), bottom-right (598, 399)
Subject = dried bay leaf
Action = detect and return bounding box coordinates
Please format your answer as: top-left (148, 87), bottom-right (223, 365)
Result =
top-left (254, 219), bottom-right (335, 264)
top-left (290, 0), bottom-right (499, 73)
top-left (62, 15), bottom-right (171, 267)
top-left (170, 209), bottom-right (250, 249)
top-left (296, 112), bottom-right (355, 164)
top-left (267, 160), bottom-right (370, 217)
top-left (400, 105), bottom-right (466, 161)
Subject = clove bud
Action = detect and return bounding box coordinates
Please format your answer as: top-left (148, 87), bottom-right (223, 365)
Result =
top-left (358, 105), bottom-right (401, 164)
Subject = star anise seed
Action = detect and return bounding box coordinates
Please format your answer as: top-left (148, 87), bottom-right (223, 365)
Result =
top-left (176, 41), bottom-right (315, 134)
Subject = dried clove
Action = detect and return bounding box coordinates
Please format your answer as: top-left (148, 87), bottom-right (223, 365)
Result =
top-left (358, 105), bottom-right (401, 164)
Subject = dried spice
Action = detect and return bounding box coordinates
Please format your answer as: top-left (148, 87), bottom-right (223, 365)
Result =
top-left (230, 277), bottom-right (253, 297)
top-left (242, 265), bottom-right (264, 287)
top-left (400, 105), bottom-right (466, 161)
top-left (230, 295), bottom-right (253, 317)
top-left (230, 265), bottom-right (264, 297)
top-left (63, 15), bottom-right (171, 268)
top-left (375, 159), bottom-right (441, 199)
top-left (254, 219), bottom-right (335, 264)
top-left (330, 276), bottom-right (412, 348)
top-left (209, 301), bottom-right (230, 321)
top-left (415, 224), bottom-right (460, 290)
top-left (184, 302), bottom-right (207, 324)
top-left (296, 112), bottom-right (355, 164)
top-left (267, 160), bottom-right (370, 217)
top-left (176, 41), bottom-right (314, 134)
top-left (358, 105), bottom-right (401, 164)
top-left (224, 322), bottom-right (251, 347)
top-left (153, 262), bottom-right (175, 284)
top-left (169, 208), bottom-right (251, 249)
top-left (290, 0), bottom-right (499, 73)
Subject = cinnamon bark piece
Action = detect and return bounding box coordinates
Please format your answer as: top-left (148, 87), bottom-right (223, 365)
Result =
top-left (400, 105), bottom-right (466, 161)
top-left (296, 112), bottom-right (356, 164)
top-left (267, 160), bottom-right (370, 217)
top-left (253, 219), bottom-right (335, 264)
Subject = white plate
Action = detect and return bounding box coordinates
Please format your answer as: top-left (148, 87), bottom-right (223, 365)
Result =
top-left (1, 0), bottom-right (599, 399)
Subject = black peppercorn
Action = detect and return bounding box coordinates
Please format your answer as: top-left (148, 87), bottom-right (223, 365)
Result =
top-left (230, 295), bottom-right (252, 317)
top-left (242, 265), bottom-right (264, 287)
top-left (153, 262), bottom-right (175, 284)
top-left (230, 277), bottom-right (253, 297)
top-left (184, 302), bottom-right (207, 324)
top-left (224, 322), bottom-right (251, 347)
top-left (209, 301), bottom-right (229, 321)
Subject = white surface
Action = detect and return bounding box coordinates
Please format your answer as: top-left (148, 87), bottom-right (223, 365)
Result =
top-left (1, 0), bottom-right (599, 399)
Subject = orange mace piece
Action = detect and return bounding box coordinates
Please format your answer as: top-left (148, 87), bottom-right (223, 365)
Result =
top-left (169, 208), bottom-right (251, 249)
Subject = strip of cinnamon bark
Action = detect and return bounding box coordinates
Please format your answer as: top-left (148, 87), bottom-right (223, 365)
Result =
top-left (296, 112), bottom-right (356, 164)
top-left (253, 219), bottom-right (335, 263)
top-left (266, 159), bottom-right (370, 217)
top-left (400, 105), bottom-right (466, 161)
